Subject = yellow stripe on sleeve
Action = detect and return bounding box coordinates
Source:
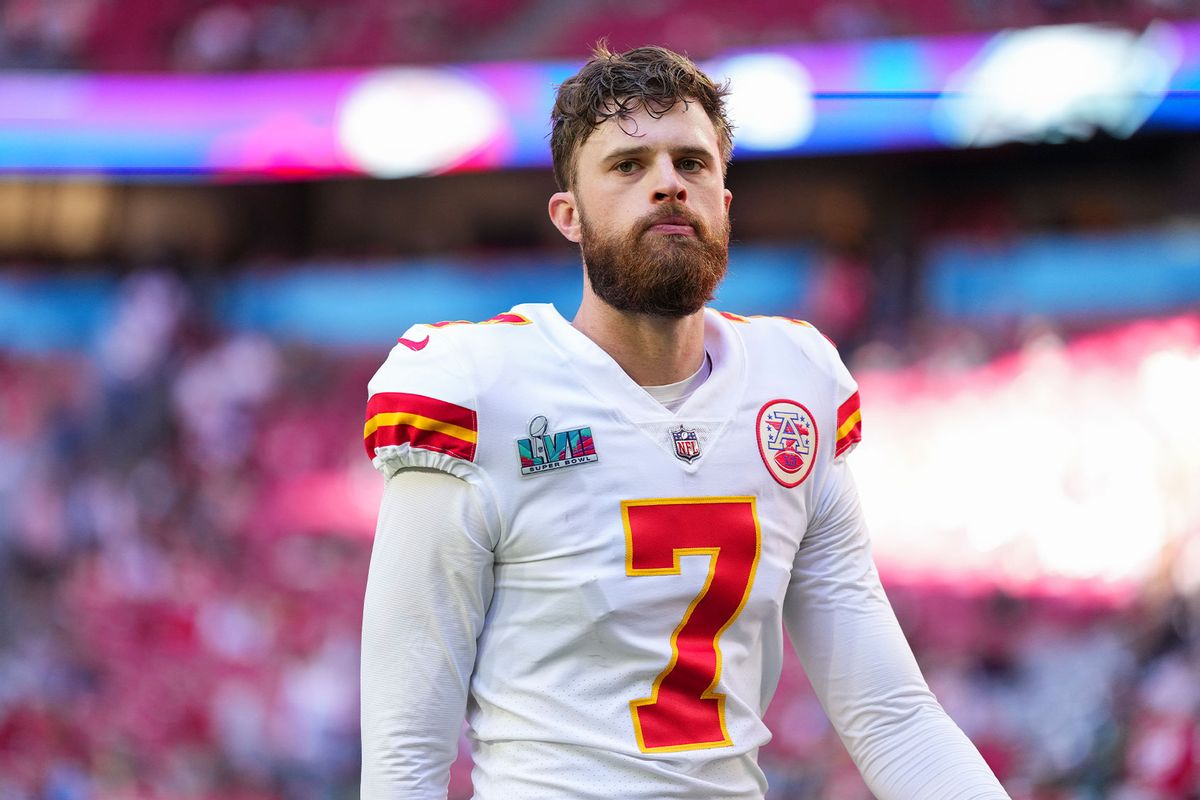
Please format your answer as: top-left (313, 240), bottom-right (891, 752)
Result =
top-left (836, 408), bottom-right (862, 441)
top-left (363, 411), bottom-right (478, 444)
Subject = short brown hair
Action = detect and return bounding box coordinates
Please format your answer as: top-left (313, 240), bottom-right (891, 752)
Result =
top-left (550, 43), bottom-right (734, 191)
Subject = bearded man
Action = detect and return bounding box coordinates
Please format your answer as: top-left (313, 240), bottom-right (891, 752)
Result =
top-left (360, 44), bottom-right (1010, 800)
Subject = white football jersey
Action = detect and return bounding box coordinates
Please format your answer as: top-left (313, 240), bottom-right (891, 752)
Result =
top-left (363, 302), bottom-right (868, 798)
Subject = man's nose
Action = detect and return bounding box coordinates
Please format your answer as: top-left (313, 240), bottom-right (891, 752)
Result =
top-left (651, 158), bottom-right (687, 203)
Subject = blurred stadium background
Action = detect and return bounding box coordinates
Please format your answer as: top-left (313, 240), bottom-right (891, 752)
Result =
top-left (2, 1), bottom-right (1200, 798)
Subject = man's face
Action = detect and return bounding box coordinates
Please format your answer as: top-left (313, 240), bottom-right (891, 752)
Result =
top-left (561, 101), bottom-right (733, 317)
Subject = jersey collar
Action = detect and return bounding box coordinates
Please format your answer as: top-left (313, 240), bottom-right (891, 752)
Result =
top-left (518, 302), bottom-right (747, 426)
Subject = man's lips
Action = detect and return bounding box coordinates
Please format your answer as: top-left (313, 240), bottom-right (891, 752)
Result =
top-left (646, 216), bottom-right (696, 236)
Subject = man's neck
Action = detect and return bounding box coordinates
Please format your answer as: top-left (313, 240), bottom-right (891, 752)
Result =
top-left (572, 284), bottom-right (707, 387)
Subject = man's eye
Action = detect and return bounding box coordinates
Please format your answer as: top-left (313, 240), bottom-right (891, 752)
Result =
top-left (614, 161), bottom-right (637, 174)
top-left (679, 158), bottom-right (703, 172)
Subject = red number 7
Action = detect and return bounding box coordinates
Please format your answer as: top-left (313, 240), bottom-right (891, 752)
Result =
top-left (622, 497), bottom-right (762, 753)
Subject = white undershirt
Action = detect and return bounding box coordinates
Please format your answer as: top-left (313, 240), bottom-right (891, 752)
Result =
top-left (641, 352), bottom-right (712, 412)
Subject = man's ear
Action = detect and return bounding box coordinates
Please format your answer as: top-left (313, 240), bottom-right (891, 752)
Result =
top-left (548, 191), bottom-right (582, 243)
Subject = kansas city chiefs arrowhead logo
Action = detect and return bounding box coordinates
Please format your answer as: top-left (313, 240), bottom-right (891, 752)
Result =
top-left (756, 399), bottom-right (818, 488)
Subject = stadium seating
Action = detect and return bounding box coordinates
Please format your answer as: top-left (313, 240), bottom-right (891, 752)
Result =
top-left (1, 0), bottom-right (1192, 71)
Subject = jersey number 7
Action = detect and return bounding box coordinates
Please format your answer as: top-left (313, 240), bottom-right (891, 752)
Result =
top-left (622, 497), bottom-right (762, 752)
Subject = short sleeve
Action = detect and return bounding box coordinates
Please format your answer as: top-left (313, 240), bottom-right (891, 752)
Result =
top-left (363, 324), bottom-right (480, 481)
top-left (830, 353), bottom-right (861, 460)
top-left (781, 319), bottom-right (863, 460)
top-left (804, 326), bottom-right (862, 460)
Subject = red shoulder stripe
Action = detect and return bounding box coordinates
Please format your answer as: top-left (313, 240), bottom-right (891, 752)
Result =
top-left (364, 392), bottom-right (478, 462)
top-left (837, 391), bottom-right (860, 428)
top-left (834, 420), bottom-right (862, 457)
top-left (835, 391), bottom-right (862, 457)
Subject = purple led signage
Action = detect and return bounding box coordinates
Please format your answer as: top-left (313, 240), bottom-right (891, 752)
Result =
top-left (1, 22), bottom-right (1197, 178)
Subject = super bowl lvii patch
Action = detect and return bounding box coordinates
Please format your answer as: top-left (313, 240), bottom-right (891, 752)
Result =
top-left (517, 415), bottom-right (598, 475)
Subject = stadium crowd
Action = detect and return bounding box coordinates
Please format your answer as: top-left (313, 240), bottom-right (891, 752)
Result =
top-left (0, 0), bottom-right (1196, 71)
top-left (0, 268), bottom-right (1197, 799)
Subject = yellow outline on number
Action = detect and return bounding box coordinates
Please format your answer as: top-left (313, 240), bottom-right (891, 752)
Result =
top-left (621, 496), bottom-right (762, 753)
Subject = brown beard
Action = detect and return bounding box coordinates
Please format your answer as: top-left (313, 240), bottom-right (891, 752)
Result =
top-left (580, 202), bottom-right (730, 318)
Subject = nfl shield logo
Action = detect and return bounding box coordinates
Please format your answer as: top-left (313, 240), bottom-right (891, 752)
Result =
top-left (671, 425), bottom-right (702, 463)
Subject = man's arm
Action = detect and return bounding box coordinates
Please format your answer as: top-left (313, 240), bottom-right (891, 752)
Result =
top-left (360, 468), bottom-right (495, 799)
top-left (784, 459), bottom-right (1010, 799)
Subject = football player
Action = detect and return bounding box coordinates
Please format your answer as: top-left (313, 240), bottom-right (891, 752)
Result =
top-left (360, 43), bottom-right (1010, 799)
